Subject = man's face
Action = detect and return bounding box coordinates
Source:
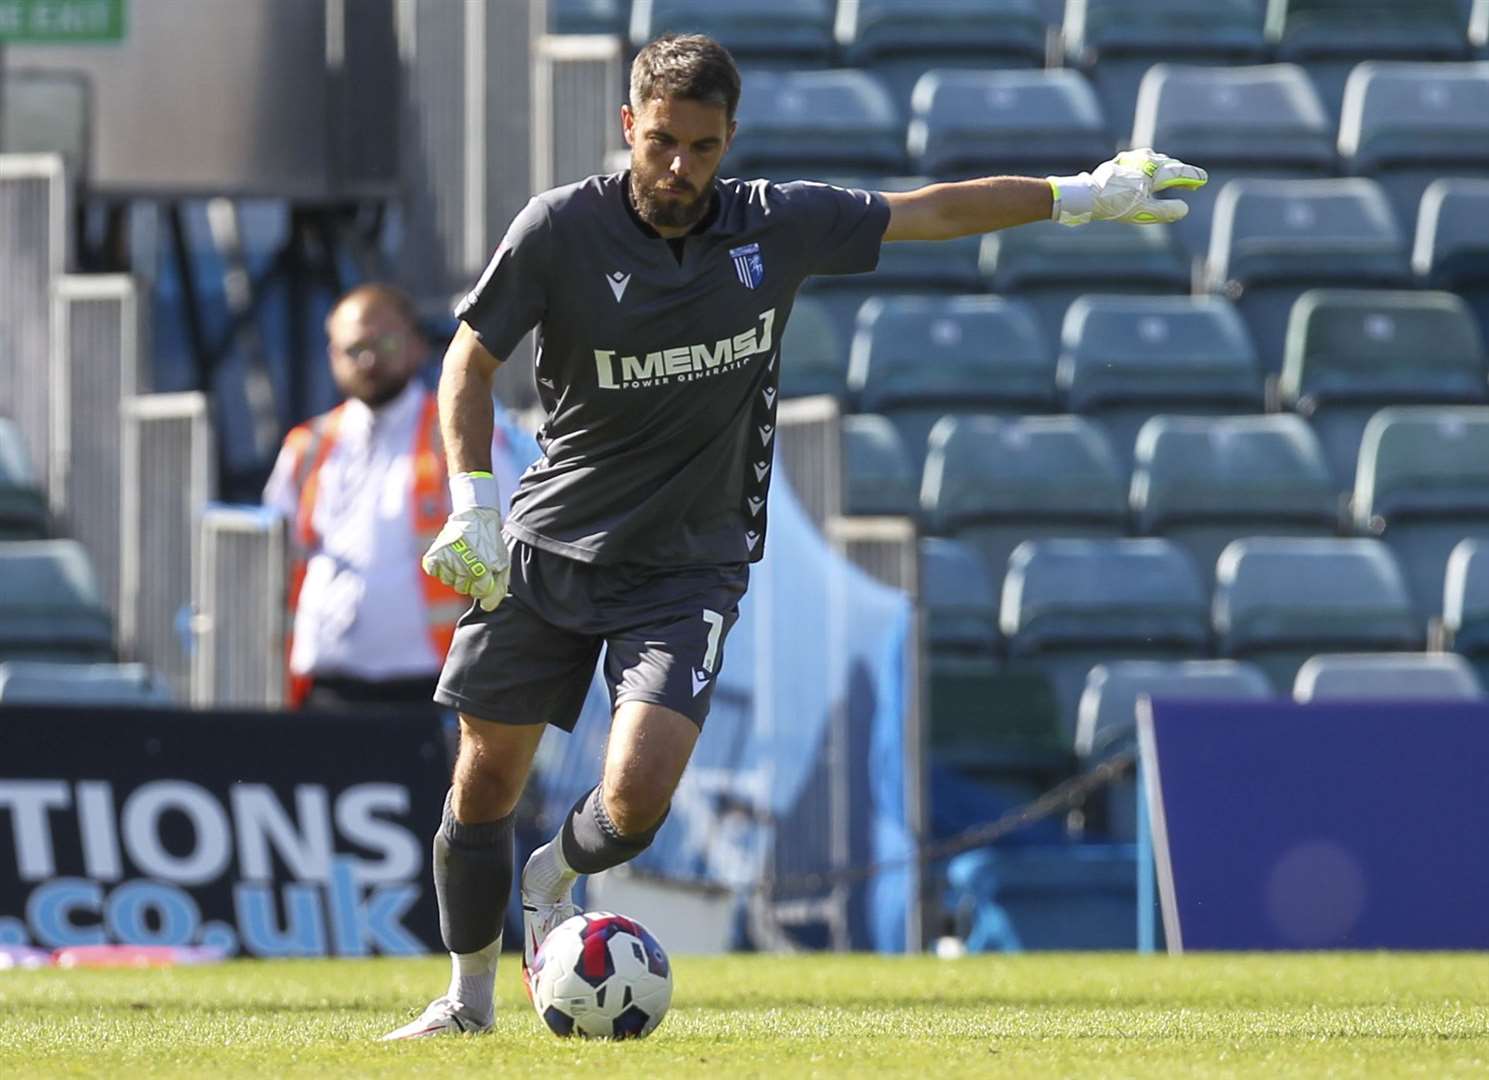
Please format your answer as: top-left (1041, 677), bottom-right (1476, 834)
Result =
top-left (623, 94), bottom-right (735, 234)
top-left (326, 297), bottom-right (424, 408)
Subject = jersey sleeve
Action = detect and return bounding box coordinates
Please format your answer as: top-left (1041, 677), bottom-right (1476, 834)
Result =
top-left (453, 196), bottom-right (553, 360)
top-left (777, 180), bottom-right (891, 278)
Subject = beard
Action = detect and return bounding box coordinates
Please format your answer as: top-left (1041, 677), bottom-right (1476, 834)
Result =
top-left (357, 373), bottom-right (412, 410)
top-left (630, 167), bottom-right (715, 230)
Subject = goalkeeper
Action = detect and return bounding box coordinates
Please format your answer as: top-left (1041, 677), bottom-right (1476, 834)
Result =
top-left (386, 32), bottom-right (1204, 1039)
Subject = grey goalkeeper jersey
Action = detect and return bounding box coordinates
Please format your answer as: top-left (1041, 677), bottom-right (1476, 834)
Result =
top-left (456, 171), bottom-right (890, 567)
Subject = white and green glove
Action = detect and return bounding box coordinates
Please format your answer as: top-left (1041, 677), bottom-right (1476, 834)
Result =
top-left (1047, 148), bottom-right (1207, 227)
top-left (421, 471), bottom-right (509, 613)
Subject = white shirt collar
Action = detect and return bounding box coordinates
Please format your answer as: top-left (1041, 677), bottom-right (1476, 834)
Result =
top-left (339, 379), bottom-right (424, 439)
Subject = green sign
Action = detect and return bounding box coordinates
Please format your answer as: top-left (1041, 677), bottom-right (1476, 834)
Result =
top-left (0, 0), bottom-right (125, 42)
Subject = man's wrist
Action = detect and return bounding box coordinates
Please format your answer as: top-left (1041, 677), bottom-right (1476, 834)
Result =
top-left (450, 471), bottom-right (499, 513)
top-left (1046, 172), bottom-right (1096, 224)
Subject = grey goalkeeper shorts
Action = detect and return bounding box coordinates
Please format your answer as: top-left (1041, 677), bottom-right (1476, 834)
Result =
top-left (434, 539), bottom-right (749, 730)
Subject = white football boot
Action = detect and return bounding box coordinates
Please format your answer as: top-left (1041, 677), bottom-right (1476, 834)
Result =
top-left (521, 890), bottom-right (578, 1002)
top-left (380, 995), bottom-right (492, 1040)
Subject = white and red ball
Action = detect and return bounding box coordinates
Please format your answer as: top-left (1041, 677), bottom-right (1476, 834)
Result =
top-left (529, 911), bottom-right (673, 1039)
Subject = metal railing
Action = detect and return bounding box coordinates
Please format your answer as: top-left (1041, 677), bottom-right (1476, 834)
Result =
top-left (192, 505), bottom-right (286, 708)
top-left (533, 33), bottom-right (625, 193)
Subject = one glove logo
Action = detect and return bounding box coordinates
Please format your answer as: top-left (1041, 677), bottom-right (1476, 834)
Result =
top-left (451, 539), bottom-right (487, 578)
top-left (422, 508), bottom-right (509, 612)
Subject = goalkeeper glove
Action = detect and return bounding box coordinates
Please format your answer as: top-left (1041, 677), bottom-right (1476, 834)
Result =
top-left (1047, 148), bottom-right (1207, 227)
top-left (421, 472), bottom-right (509, 613)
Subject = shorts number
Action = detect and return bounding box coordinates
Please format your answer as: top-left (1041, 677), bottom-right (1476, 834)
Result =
top-left (701, 609), bottom-right (724, 674)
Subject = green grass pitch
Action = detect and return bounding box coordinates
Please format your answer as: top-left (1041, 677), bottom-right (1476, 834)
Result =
top-left (3, 952), bottom-right (1488, 1078)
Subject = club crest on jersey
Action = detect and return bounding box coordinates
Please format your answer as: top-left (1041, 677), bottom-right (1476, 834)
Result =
top-left (729, 242), bottom-right (764, 290)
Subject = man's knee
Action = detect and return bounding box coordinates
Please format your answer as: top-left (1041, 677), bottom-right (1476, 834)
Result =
top-left (602, 774), bottom-right (672, 838)
top-left (451, 716), bottom-right (540, 821)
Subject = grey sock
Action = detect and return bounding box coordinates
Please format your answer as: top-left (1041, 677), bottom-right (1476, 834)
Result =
top-left (433, 789), bottom-right (515, 955)
top-left (558, 785), bottom-right (669, 876)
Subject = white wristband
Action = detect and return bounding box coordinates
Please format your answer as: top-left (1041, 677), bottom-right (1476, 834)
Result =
top-left (449, 471), bottom-right (499, 513)
top-left (1047, 173), bottom-right (1096, 225)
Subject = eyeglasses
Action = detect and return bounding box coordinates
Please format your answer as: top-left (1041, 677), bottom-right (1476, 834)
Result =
top-left (335, 333), bottom-right (406, 362)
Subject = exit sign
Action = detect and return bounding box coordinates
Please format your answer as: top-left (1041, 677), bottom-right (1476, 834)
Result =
top-left (0, 0), bottom-right (125, 42)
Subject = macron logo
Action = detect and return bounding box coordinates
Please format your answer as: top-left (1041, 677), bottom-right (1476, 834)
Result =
top-left (606, 271), bottom-right (631, 302)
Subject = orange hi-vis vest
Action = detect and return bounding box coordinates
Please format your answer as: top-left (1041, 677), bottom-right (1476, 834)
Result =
top-left (280, 391), bottom-right (466, 705)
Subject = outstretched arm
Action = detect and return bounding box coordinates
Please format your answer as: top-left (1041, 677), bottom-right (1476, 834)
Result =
top-left (881, 148), bottom-right (1207, 243)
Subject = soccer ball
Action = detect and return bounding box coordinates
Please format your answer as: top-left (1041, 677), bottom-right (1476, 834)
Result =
top-left (529, 911), bottom-right (673, 1039)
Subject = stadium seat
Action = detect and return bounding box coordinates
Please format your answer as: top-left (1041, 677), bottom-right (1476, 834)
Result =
top-left (1058, 295), bottom-right (1265, 468)
top-left (1444, 539), bottom-right (1489, 686)
top-left (1075, 659), bottom-right (1272, 839)
top-left (921, 415), bottom-right (1128, 589)
top-left (1280, 289), bottom-right (1489, 487)
top-left (1476, 0), bottom-right (1489, 59)
top-left (1130, 63), bottom-right (1337, 258)
top-left (921, 536), bottom-right (1001, 657)
top-left (905, 69), bottom-right (1113, 180)
top-left (1293, 651), bottom-right (1483, 702)
top-left (1063, 0), bottom-right (1268, 152)
top-left (840, 414), bottom-right (919, 517)
top-left (729, 69), bottom-right (905, 179)
top-left (1213, 537), bottom-right (1422, 691)
top-left (0, 660), bottom-right (173, 705)
top-left (1338, 62), bottom-right (1489, 234)
top-left (848, 295), bottom-right (1056, 470)
top-left (0, 417), bottom-right (47, 539)
top-left (1205, 179), bottom-right (1413, 378)
top-left (1414, 179), bottom-right (1489, 350)
top-left (1352, 406), bottom-right (1489, 619)
top-left (779, 297), bottom-right (848, 400)
top-left (551, 0), bottom-right (628, 34)
top-left (1001, 538), bottom-right (1211, 742)
top-left (834, 0), bottom-right (1047, 117)
top-left (0, 539), bottom-right (113, 663)
top-left (628, 0), bottom-right (835, 65)
top-left (1265, 0), bottom-right (1471, 121)
top-left (1131, 414), bottom-right (1340, 589)
top-left (980, 220), bottom-right (1190, 346)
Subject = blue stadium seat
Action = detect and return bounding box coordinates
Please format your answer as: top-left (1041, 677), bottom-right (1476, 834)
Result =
top-left (921, 536), bottom-right (1001, 657)
top-left (1338, 62), bottom-right (1489, 234)
top-left (0, 661), bottom-right (173, 705)
top-left (1475, 0), bottom-right (1489, 58)
top-left (0, 418), bottom-right (47, 539)
top-left (1265, 0), bottom-right (1472, 122)
top-left (1075, 659), bottom-right (1272, 839)
top-left (0, 540), bottom-right (113, 663)
top-left (906, 69), bottom-right (1113, 180)
top-left (779, 297), bottom-right (847, 400)
top-left (1352, 406), bottom-right (1489, 619)
top-left (1001, 538), bottom-right (1210, 742)
top-left (840, 413), bottom-right (919, 517)
top-left (922, 415), bottom-right (1128, 590)
top-left (1280, 289), bottom-right (1489, 487)
top-left (1063, 0), bottom-right (1268, 150)
top-left (1131, 414), bottom-right (1340, 589)
top-left (835, 0), bottom-right (1047, 117)
top-left (1059, 295), bottom-right (1264, 468)
top-left (1414, 179), bottom-right (1489, 351)
top-left (629, 0), bottom-right (835, 65)
top-left (1213, 537), bottom-right (1422, 691)
top-left (1445, 539), bottom-right (1489, 686)
top-left (1130, 63), bottom-right (1337, 258)
top-left (729, 69), bottom-right (905, 179)
top-left (848, 296), bottom-right (1056, 470)
top-left (980, 220), bottom-right (1190, 346)
top-left (1206, 179), bottom-right (1413, 378)
top-left (1293, 651), bottom-right (1483, 702)
top-left (551, 0), bottom-right (629, 34)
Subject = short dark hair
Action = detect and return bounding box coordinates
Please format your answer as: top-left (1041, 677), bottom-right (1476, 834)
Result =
top-left (629, 33), bottom-right (741, 121)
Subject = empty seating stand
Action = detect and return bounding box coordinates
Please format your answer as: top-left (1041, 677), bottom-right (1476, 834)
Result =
top-left (1206, 179), bottom-right (1413, 377)
top-left (629, 0), bottom-right (836, 66)
top-left (1293, 651), bottom-right (1483, 701)
top-left (1063, 0), bottom-right (1267, 152)
top-left (1444, 539), bottom-right (1489, 685)
top-left (0, 539), bottom-right (114, 663)
top-left (906, 68), bottom-right (1113, 180)
top-left (1130, 62), bottom-right (1336, 258)
top-left (981, 220), bottom-right (1190, 346)
top-left (1075, 659), bottom-right (1272, 839)
top-left (1001, 537), bottom-right (1211, 742)
top-left (779, 297), bottom-right (848, 400)
top-left (835, 0), bottom-right (1047, 118)
top-left (1352, 406), bottom-right (1489, 619)
top-left (1059, 295), bottom-right (1264, 467)
top-left (1213, 536), bottom-right (1422, 690)
top-left (840, 413), bottom-right (919, 516)
top-left (1131, 414), bottom-right (1340, 589)
top-left (0, 660), bottom-right (173, 705)
top-left (848, 295), bottom-right (1055, 469)
top-left (1280, 289), bottom-right (1489, 487)
top-left (922, 415), bottom-right (1128, 588)
top-left (551, 0), bottom-right (628, 34)
top-left (729, 69), bottom-right (904, 179)
top-left (1338, 61), bottom-right (1489, 234)
top-left (1414, 179), bottom-right (1489, 349)
top-left (0, 417), bottom-right (47, 539)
